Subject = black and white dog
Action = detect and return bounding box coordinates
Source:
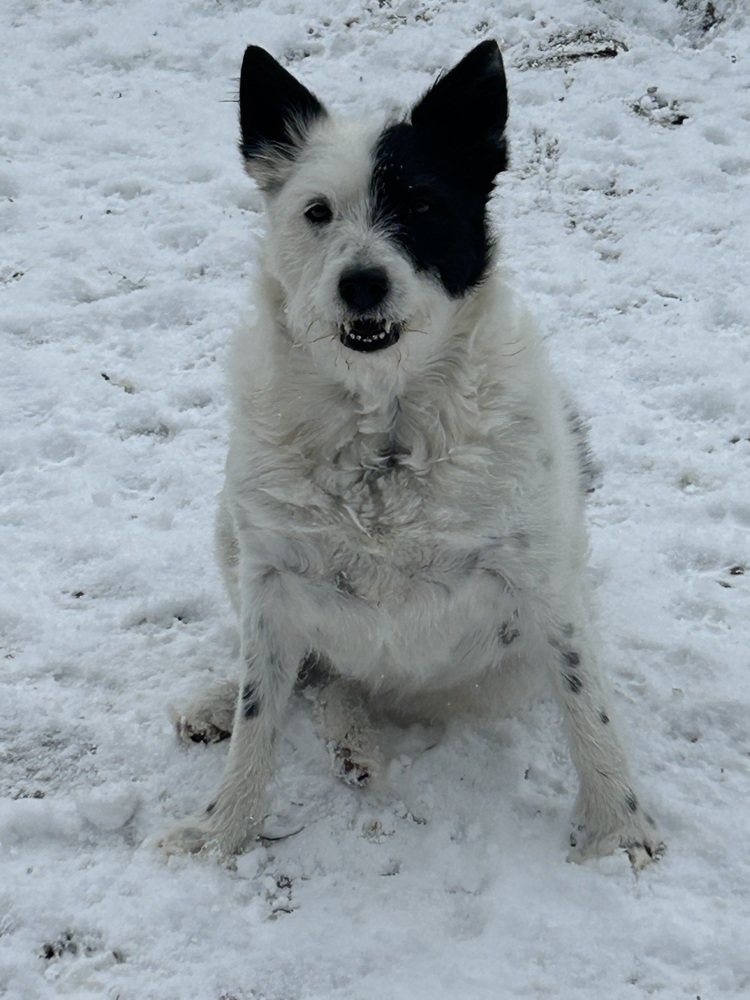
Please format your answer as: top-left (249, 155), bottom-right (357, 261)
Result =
top-left (161, 41), bottom-right (663, 866)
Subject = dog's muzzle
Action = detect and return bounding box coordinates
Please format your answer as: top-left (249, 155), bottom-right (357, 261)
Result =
top-left (339, 318), bottom-right (401, 353)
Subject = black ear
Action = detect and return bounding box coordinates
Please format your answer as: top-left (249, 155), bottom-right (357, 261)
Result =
top-left (410, 41), bottom-right (508, 182)
top-left (239, 46), bottom-right (326, 188)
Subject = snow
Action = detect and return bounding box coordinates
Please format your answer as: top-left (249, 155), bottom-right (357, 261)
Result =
top-left (1, 0), bottom-right (749, 996)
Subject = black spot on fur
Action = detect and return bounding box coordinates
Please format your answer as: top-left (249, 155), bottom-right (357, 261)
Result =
top-left (297, 649), bottom-right (332, 685)
top-left (371, 41), bottom-right (508, 297)
top-left (549, 638), bottom-right (584, 693)
top-left (625, 790), bottom-right (639, 813)
top-left (498, 619), bottom-right (520, 646)
top-left (564, 671), bottom-right (583, 694)
top-left (205, 801), bottom-right (217, 815)
top-left (242, 683), bottom-right (260, 719)
top-left (334, 570), bottom-right (357, 596)
top-left (560, 650), bottom-right (583, 693)
top-left (362, 442), bottom-right (408, 485)
top-left (599, 710), bottom-right (610, 725)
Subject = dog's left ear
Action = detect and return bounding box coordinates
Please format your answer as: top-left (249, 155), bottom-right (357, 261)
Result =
top-left (239, 46), bottom-right (327, 190)
top-left (410, 41), bottom-right (508, 184)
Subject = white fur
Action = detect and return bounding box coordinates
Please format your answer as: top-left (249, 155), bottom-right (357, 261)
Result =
top-left (159, 114), bottom-right (663, 867)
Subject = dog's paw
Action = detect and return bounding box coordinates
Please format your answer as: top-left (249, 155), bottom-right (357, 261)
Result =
top-left (170, 680), bottom-right (238, 745)
top-left (622, 837), bottom-right (667, 871)
top-left (331, 741), bottom-right (375, 786)
top-left (173, 715), bottom-right (232, 745)
top-left (157, 816), bottom-right (220, 856)
top-left (567, 812), bottom-right (666, 870)
top-left (157, 810), bottom-right (255, 858)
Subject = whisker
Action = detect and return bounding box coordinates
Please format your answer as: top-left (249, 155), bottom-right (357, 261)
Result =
top-left (306, 315), bottom-right (331, 337)
top-left (500, 344), bottom-right (527, 359)
top-left (289, 316), bottom-right (341, 349)
top-left (309, 330), bottom-right (339, 345)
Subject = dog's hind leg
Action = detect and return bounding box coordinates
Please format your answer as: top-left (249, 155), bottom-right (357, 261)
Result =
top-left (319, 678), bottom-right (381, 785)
top-left (170, 680), bottom-right (238, 744)
top-left (530, 602), bottom-right (665, 869)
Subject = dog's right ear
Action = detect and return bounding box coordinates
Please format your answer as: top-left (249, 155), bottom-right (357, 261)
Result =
top-left (239, 46), bottom-right (327, 191)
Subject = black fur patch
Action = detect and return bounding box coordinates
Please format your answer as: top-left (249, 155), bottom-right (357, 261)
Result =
top-left (334, 570), bottom-right (357, 596)
top-left (498, 619), bottom-right (520, 646)
top-left (561, 650), bottom-right (583, 693)
top-left (242, 683), bottom-right (260, 719)
top-left (371, 125), bottom-right (496, 295)
top-left (564, 672), bottom-right (583, 695)
top-left (371, 41), bottom-right (508, 297)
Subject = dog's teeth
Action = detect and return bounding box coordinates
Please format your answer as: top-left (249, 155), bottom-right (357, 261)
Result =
top-left (385, 321), bottom-right (392, 334)
top-left (343, 320), bottom-right (352, 334)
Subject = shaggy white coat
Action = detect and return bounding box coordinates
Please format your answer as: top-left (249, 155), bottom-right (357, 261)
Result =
top-left (161, 113), bottom-right (663, 867)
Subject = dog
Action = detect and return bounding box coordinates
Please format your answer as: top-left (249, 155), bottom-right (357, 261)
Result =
top-left (160, 40), bottom-right (664, 867)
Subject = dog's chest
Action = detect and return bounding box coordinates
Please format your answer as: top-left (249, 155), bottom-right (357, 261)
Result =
top-left (304, 440), bottom-right (501, 597)
top-left (296, 444), bottom-right (518, 680)
top-left (311, 432), bottom-right (481, 537)
top-left (315, 450), bottom-right (422, 536)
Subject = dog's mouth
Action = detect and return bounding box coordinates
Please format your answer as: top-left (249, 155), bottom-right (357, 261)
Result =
top-left (339, 318), bottom-right (401, 353)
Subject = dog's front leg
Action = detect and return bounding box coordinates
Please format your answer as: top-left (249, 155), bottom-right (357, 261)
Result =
top-left (160, 579), bottom-right (303, 857)
top-left (535, 609), bottom-right (665, 868)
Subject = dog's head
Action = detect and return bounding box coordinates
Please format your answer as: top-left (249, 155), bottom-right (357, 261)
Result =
top-left (238, 42), bottom-right (508, 383)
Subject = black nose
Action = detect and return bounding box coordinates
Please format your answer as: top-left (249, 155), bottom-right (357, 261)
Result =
top-left (338, 266), bottom-right (389, 314)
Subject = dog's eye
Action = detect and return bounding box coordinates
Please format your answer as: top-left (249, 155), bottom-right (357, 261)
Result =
top-left (304, 201), bottom-right (333, 224)
top-left (410, 200), bottom-right (431, 215)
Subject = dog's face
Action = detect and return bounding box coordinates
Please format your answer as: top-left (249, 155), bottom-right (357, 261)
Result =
top-left (238, 43), bottom-right (508, 384)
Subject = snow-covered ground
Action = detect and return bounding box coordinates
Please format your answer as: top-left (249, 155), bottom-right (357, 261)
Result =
top-left (2, 0), bottom-right (749, 996)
